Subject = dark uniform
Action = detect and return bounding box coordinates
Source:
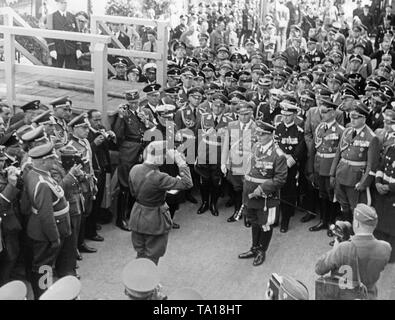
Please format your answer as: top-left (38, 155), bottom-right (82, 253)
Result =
top-left (48, 96), bottom-right (71, 148)
top-left (67, 114), bottom-right (97, 253)
top-left (374, 142), bottom-right (395, 262)
top-left (0, 149), bottom-right (22, 286)
top-left (239, 121), bottom-right (287, 266)
top-left (330, 103), bottom-right (380, 222)
top-left (195, 94), bottom-right (232, 216)
top-left (46, 9), bottom-right (80, 69)
top-left (112, 90), bottom-right (148, 230)
top-left (25, 143), bottom-right (71, 299)
top-left (275, 103), bottom-right (307, 232)
top-left (308, 100), bottom-right (344, 232)
top-left (128, 141), bottom-right (192, 265)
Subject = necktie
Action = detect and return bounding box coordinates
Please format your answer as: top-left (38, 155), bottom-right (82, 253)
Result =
top-left (214, 117), bottom-right (219, 127)
top-left (241, 123), bottom-right (245, 131)
top-left (150, 42), bottom-right (154, 52)
top-left (324, 123), bottom-right (328, 131)
top-left (352, 129), bottom-right (357, 139)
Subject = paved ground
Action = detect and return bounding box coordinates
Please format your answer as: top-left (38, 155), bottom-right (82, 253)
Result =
top-left (77, 196), bottom-right (395, 300)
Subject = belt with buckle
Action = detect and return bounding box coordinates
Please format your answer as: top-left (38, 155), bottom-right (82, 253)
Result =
top-left (317, 152), bottom-right (336, 158)
top-left (245, 175), bottom-right (270, 184)
top-left (340, 159), bottom-right (367, 166)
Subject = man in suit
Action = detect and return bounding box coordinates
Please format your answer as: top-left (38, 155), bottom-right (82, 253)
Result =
top-left (284, 37), bottom-right (304, 69)
top-left (142, 29), bottom-right (158, 53)
top-left (379, 5), bottom-right (395, 27)
top-left (315, 204), bottom-right (391, 300)
top-left (108, 22), bottom-right (131, 66)
top-left (46, 0), bottom-right (80, 69)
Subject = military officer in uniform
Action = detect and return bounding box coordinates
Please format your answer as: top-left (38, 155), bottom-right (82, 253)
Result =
top-left (67, 114), bottom-right (97, 254)
top-left (174, 87), bottom-right (205, 204)
top-left (24, 142), bottom-right (71, 299)
top-left (330, 101), bottom-right (380, 222)
top-left (122, 258), bottom-right (166, 300)
top-left (239, 121), bottom-right (287, 266)
top-left (255, 88), bottom-right (283, 125)
top-left (141, 83), bottom-right (162, 128)
top-left (374, 135), bottom-right (395, 262)
top-left (308, 99), bottom-right (344, 233)
top-left (222, 102), bottom-right (256, 223)
top-left (49, 96), bottom-right (71, 148)
top-left (0, 147), bottom-right (22, 286)
top-left (128, 141), bottom-right (193, 265)
top-left (275, 101), bottom-right (307, 233)
top-left (195, 93), bottom-right (232, 216)
top-left (113, 90), bottom-right (148, 231)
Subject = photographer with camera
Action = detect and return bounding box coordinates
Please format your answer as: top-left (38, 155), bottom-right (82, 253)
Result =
top-left (51, 146), bottom-right (87, 279)
top-left (86, 109), bottom-right (116, 238)
top-left (315, 204), bottom-right (391, 300)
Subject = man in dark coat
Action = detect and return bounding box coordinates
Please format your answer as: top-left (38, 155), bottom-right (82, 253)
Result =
top-left (46, 0), bottom-right (80, 69)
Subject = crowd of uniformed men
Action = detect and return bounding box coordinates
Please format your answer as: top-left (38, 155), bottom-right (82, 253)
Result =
top-left (1, 2), bottom-right (395, 300)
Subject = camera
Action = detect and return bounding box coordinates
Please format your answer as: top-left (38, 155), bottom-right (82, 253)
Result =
top-left (60, 153), bottom-right (86, 172)
top-left (329, 221), bottom-right (353, 243)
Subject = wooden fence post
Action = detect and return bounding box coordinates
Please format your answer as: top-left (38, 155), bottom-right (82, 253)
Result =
top-left (156, 21), bottom-right (168, 87)
top-left (4, 31), bottom-right (16, 109)
top-left (92, 42), bottom-right (108, 125)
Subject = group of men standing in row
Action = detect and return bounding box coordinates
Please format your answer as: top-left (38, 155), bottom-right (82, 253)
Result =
top-left (0, 96), bottom-right (116, 299)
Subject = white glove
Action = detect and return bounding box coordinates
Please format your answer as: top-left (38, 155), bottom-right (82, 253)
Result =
top-left (76, 49), bottom-right (83, 59)
top-left (221, 164), bottom-right (227, 175)
top-left (286, 155), bottom-right (296, 168)
top-left (50, 50), bottom-right (57, 60)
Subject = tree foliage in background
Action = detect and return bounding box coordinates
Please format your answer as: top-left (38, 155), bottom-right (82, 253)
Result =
top-left (105, 0), bottom-right (170, 18)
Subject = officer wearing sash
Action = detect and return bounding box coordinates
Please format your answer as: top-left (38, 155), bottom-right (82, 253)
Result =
top-left (330, 101), bottom-right (380, 222)
top-left (239, 121), bottom-right (287, 266)
top-left (128, 141), bottom-right (192, 265)
top-left (308, 99), bottom-right (344, 233)
top-left (195, 93), bottom-right (232, 216)
top-left (25, 142), bottom-right (71, 299)
top-left (222, 102), bottom-right (256, 223)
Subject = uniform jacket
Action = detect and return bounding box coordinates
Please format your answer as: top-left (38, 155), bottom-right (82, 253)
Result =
top-left (25, 168), bottom-right (71, 242)
top-left (195, 112), bottom-right (233, 166)
top-left (284, 46), bottom-right (305, 68)
top-left (128, 163), bottom-right (193, 235)
top-left (304, 107), bottom-right (344, 156)
top-left (310, 120), bottom-right (344, 177)
top-left (67, 136), bottom-right (95, 193)
top-left (275, 122), bottom-right (307, 164)
top-left (0, 174), bottom-right (21, 233)
top-left (375, 144), bottom-right (395, 236)
top-left (46, 10), bottom-right (79, 55)
top-left (306, 49), bottom-right (325, 66)
top-left (112, 108), bottom-right (147, 144)
top-left (174, 104), bottom-right (200, 140)
top-left (315, 235), bottom-right (391, 299)
top-left (243, 140), bottom-right (288, 209)
top-left (222, 120), bottom-right (256, 176)
top-left (52, 116), bottom-right (69, 148)
top-left (255, 102), bottom-right (282, 125)
top-left (330, 125), bottom-right (379, 188)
